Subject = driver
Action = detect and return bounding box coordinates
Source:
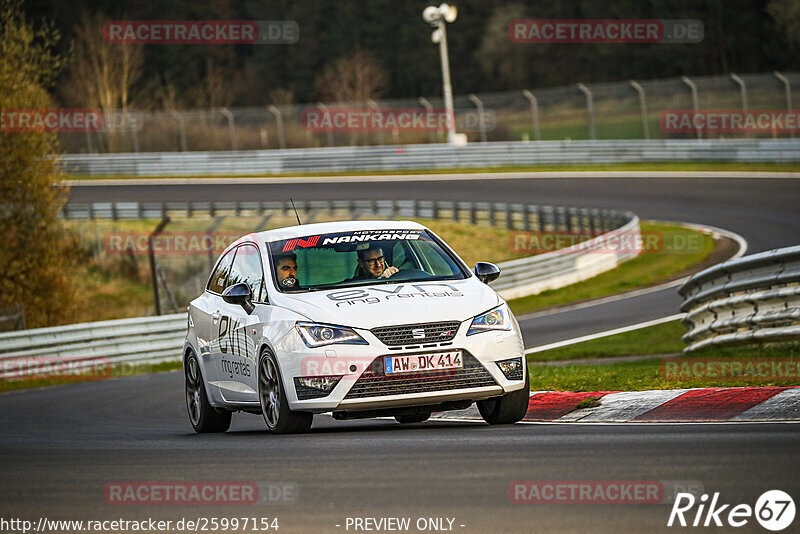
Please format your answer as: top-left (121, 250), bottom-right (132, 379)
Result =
top-left (356, 245), bottom-right (399, 279)
top-left (275, 252), bottom-right (301, 290)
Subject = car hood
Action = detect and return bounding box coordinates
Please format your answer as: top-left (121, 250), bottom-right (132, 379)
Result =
top-left (271, 278), bottom-right (501, 330)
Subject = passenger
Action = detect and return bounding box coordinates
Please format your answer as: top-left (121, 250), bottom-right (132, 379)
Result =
top-left (275, 252), bottom-right (301, 290)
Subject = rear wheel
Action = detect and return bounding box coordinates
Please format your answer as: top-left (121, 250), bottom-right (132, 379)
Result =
top-left (477, 371), bottom-right (530, 425)
top-left (395, 412), bottom-right (431, 424)
top-left (185, 351), bottom-right (232, 433)
top-left (258, 348), bottom-right (313, 434)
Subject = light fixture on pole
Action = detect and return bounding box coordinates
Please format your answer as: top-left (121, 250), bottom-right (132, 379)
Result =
top-left (423, 4), bottom-right (458, 144)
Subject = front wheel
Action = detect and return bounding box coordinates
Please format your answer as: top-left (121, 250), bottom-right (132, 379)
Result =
top-left (258, 348), bottom-right (313, 434)
top-left (477, 371), bottom-right (530, 425)
top-left (185, 351), bottom-right (232, 433)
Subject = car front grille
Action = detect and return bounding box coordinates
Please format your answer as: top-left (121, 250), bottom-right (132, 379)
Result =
top-left (371, 321), bottom-right (461, 346)
top-left (343, 351), bottom-right (498, 399)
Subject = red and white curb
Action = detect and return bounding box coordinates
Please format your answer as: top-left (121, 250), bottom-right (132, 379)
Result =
top-left (432, 387), bottom-right (800, 423)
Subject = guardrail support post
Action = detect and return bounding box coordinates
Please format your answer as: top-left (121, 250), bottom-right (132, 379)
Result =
top-left (267, 105), bottom-right (286, 149)
top-left (468, 94), bottom-right (488, 143)
top-left (149, 217), bottom-right (171, 316)
top-left (681, 76), bottom-right (702, 140)
top-left (504, 204), bottom-right (512, 230)
top-left (629, 80), bottom-right (649, 139)
top-left (774, 72), bottom-right (794, 139)
top-left (521, 90), bottom-right (541, 140)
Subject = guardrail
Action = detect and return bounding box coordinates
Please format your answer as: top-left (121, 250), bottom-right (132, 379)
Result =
top-left (4, 199), bottom-right (639, 370)
top-left (0, 314), bottom-right (185, 380)
top-left (58, 139), bottom-right (800, 176)
top-left (679, 245), bottom-right (800, 351)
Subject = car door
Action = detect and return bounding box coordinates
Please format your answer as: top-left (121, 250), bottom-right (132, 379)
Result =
top-left (190, 247), bottom-right (236, 385)
top-left (213, 243), bottom-right (266, 403)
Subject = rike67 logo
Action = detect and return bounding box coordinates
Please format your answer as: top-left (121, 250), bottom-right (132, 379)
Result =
top-left (668, 490), bottom-right (795, 531)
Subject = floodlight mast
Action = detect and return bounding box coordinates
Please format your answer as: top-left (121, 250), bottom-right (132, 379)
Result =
top-left (423, 4), bottom-right (458, 144)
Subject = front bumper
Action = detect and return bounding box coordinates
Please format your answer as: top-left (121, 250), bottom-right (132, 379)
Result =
top-left (275, 319), bottom-right (526, 412)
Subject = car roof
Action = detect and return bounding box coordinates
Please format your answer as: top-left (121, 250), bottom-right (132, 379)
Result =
top-left (253, 219), bottom-right (428, 243)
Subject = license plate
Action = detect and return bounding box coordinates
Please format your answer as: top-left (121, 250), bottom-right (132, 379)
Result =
top-left (384, 351), bottom-right (463, 375)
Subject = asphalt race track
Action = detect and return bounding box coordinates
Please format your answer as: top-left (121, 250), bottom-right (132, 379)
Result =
top-left (2, 372), bottom-right (800, 533)
top-left (0, 174), bottom-right (797, 533)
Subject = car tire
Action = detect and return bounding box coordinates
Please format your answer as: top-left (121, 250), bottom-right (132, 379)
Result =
top-left (395, 412), bottom-right (431, 424)
top-left (477, 370), bottom-right (530, 425)
top-left (258, 347), bottom-right (313, 434)
top-left (185, 351), bottom-right (232, 433)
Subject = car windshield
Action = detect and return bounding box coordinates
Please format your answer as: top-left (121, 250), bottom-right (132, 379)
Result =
top-left (267, 228), bottom-right (468, 292)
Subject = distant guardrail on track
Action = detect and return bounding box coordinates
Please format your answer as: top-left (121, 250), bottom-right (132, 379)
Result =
top-left (60, 198), bottom-right (639, 301)
top-left (679, 245), bottom-right (800, 351)
top-left (58, 139), bottom-right (800, 176)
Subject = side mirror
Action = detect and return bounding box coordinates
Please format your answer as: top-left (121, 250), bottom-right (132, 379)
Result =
top-left (474, 262), bottom-right (501, 284)
top-left (222, 283), bottom-right (255, 314)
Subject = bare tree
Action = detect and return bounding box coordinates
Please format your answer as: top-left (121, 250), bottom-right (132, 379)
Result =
top-left (61, 12), bottom-right (143, 151)
top-left (768, 0), bottom-right (800, 49)
top-left (315, 51), bottom-right (387, 104)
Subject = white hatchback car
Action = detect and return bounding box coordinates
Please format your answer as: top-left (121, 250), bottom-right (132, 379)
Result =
top-left (184, 220), bottom-right (529, 433)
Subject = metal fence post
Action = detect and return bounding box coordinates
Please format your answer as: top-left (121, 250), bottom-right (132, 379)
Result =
top-left (149, 217), bottom-right (171, 316)
top-left (521, 90), bottom-right (541, 141)
top-left (418, 97), bottom-right (437, 143)
top-left (172, 111), bottom-right (188, 152)
top-left (576, 83), bottom-right (596, 140)
top-left (774, 72), bottom-right (794, 139)
top-left (368, 99), bottom-right (385, 146)
top-left (730, 73), bottom-right (748, 114)
top-left (221, 108), bottom-right (238, 151)
top-left (317, 103), bottom-right (335, 147)
top-left (629, 80), bottom-right (649, 139)
top-left (267, 105), bottom-right (286, 149)
top-left (128, 112), bottom-right (141, 152)
top-left (468, 94), bottom-right (487, 143)
top-left (681, 76), bottom-right (702, 140)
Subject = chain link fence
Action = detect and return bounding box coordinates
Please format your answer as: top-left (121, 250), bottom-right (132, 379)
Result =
top-left (58, 72), bottom-right (800, 154)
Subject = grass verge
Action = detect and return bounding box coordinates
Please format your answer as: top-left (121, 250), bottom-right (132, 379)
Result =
top-left (508, 222), bottom-right (719, 316)
top-left (527, 318), bottom-right (800, 391)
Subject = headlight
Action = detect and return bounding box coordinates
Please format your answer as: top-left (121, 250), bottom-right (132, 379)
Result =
top-left (296, 322), bottom-right (368, 348)
top-left (467, 305), bottom-right (512, 336)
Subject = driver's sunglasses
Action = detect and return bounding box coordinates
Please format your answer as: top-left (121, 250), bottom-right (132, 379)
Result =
top-left (360, 256), bottom-right (384, 266)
